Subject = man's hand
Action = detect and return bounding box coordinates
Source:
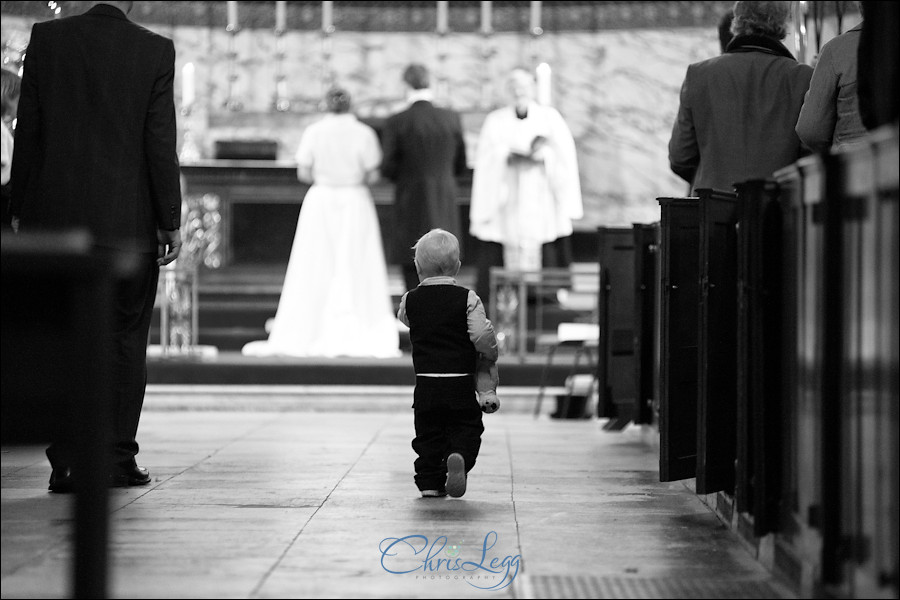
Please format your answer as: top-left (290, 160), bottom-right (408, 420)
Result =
top-left (10, 216), bottom-right (19, 233)
top-left (507, 151), bottom-right (541, 166)
top-left (157, 228), bottom-right (182, 266)
top-left (530, 135), bottom-right (548, 153)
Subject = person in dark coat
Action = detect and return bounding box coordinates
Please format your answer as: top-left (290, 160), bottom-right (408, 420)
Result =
top-left (668, 0), bottom-right (813, 194)
top-left (857, 1), bottom-right (899, 131)
top-left (795, 15), bottom-right (867, 154)
top-left (9, 1), bottom-right (183, 493)
top-left (381, 64), bottom-right (468, 292)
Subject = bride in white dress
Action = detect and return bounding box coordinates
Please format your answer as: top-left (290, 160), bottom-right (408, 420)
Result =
top-left (242, 88), bottom-right (400, 358)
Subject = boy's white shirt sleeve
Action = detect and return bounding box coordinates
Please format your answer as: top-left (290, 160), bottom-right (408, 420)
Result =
top-left (466, 290), bottom-right (499, 362)
top-left (0, 121), bottom-right (12, 186)
top-left (397, 292), bottom-right (410, 327)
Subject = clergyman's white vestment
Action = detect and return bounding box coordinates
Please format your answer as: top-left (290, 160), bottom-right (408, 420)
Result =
top-left (469, 102), bottom-right (583, 269)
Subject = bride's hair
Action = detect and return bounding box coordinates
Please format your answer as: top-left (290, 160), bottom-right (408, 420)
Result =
top-left (324, 87), bottom-right (351, 113)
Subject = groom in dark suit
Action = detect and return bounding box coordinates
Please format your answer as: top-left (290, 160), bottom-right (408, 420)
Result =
top-left (381, 64), bottom-right (468, 292)
top-left (9, 1), bottom-right (183, 492)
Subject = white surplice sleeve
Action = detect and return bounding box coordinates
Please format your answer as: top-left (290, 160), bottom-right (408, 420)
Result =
top-left (543, 107), bottom-right (583, 224)
top-left (469, 110), bottom-right (511, 243)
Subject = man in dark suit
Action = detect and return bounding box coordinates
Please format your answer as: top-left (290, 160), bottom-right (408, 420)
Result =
top-left (381, 64), bottom-right (468, 292)
top-left (9, 1), bottom-right (182, 492)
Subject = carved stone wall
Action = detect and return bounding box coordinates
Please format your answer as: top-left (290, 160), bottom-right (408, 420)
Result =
top-left (3, 2), bottom-right (858, 228)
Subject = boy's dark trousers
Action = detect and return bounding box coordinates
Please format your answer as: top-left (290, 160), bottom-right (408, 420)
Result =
top-left (411, 376), bottom-right (484, 492)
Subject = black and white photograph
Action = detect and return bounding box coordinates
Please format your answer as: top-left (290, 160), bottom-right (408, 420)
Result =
top-left (1, 1), bottom-right (897, 598)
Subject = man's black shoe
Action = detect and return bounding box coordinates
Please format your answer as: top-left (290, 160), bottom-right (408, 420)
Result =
top-left (48, 468), bottom-right (75, 494)
top-left (109, 464), bottom-right (151, 487)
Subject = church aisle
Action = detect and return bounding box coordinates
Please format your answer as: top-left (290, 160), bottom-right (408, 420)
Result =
top-left (1, 410), bottom-right (794, 599)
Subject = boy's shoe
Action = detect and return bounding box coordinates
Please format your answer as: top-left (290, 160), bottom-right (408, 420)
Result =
top-left (420, 489), bottom-right (447, 498)
top-left (479, 391), bottom-right (500, 414)
top-left (446, 453), bottom-right (467, 498)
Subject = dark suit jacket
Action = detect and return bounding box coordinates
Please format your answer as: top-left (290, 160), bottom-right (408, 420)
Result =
top-left (858, 2), bottom-right (899, 130)
top-left (381, 100), bottom-right (467, 263)
top-left (10, 3), bottom-right (182, 252)
top-left (668, 35), bottom-right (813, 194)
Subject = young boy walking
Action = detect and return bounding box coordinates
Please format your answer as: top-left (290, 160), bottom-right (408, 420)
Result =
top-left (397, 229), bottom-right (500, 498)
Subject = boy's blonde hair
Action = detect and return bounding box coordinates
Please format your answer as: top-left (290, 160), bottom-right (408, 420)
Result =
top-left (413, 229), bottom-right (460, 277)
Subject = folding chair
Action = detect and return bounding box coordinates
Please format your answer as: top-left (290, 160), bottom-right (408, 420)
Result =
top-left (534, 322), bottom-right (600, 418)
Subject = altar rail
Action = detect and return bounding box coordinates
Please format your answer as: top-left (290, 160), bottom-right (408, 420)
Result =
top-left (180, 160), bottom-right (474, 267)
top-left (179, 160), bottom-right (600, 268)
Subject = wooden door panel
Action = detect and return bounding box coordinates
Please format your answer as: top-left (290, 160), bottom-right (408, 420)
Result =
top-left (658, 198), bottom-right (699, 482)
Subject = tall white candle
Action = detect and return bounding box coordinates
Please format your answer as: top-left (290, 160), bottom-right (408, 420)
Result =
top-left (481, 1), bottom-right (492, 34)
top-left (437, 1), bottom-right (448, 33)
top-left (536, 62), bottom-right (551, 106)
top-left (182, 62), bottom-right (195, 109)
top-left (227, 1), bottom-right (238, 29)
top-left (322, 1), bottom-right (333, 31)
top-left (276, 1), bottom-right (286, 31)
top-left (530, 0), bottom-right (541, 32)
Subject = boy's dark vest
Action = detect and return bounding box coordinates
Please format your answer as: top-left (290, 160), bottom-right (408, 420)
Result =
top-left (404, 284), bottom-right (477, 374)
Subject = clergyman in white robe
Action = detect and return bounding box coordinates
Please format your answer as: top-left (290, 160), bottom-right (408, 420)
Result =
top-left (469, 68), bottom-right (583, 273)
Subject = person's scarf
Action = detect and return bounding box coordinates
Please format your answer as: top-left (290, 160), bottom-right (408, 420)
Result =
top-left (725, 34), bottom-right (797, 60)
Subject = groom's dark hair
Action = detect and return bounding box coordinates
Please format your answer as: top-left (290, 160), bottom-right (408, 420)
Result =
top-left (403, 64), bottom-right (430, 90)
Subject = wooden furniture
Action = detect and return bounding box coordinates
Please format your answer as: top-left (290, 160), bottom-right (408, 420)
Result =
top-left (656, 196), bottom-right (700, 484)
top-left (179, 160), bottom-right (474, 268)
top-left (696, 188), bottom-right (740, 495)
top-left (733, 179), bottom-right (784, 535)
top-left (595, 226), bottom-right (637, 424)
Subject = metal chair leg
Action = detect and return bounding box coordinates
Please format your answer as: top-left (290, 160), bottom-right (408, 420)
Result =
top-left (561, 343), bottom-right (587, 418)
top-left (534, 343), bottom-right (558, 417)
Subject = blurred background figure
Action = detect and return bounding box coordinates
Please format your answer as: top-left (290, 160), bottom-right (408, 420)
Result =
top-left (857, 0), bottom-right (900, 131)
top-left (469, 66), bottom-right (582, 310)
top-left (668, 0), bottom-right (813, 194)
top-left (381, 63), bottom-right (468, 294)
top-left (795, 3), bottom-right (867, 153)
top-left (242, 87), bottom-right (399, 358)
